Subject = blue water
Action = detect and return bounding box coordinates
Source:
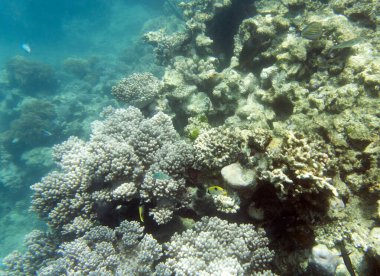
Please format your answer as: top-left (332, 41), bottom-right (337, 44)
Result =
top-left (0, 0), bottom-right (164, 261)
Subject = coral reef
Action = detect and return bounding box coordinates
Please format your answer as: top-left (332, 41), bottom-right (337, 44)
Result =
top-left (156, 216), bottom-right (274, 275)
top-left (62, 57), bottom-right (105, 84)
top-left (111, 72), bottom-right (161, 108)
top-left (6, 56), bottom-right (58, 93)
top-left (39, 221), bottom-right (161, 275)
top-left (221, 162), bottom-right (256, 189)
top-left (2, 230), bottom-right (58, 275)
top-left (261, 132), bottom-right (337, 200)
top-left (193, 126), bottom-right (244, 170)
top-left (0, 145), bottom-right (24, 190)
top-left (31, 106), bottom-right (193, 230)
top-left (2, 99), bottom-right (57, 149)
top-left (2, 0), bottom-right (380, 274)
top-left (143, 0), bottom-right (379, 273)
top-left (3, 221), bottom-right (162, 275)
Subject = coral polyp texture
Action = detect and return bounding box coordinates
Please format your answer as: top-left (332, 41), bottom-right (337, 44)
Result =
top-left (2, 0), bottom-right (380, 275)
top-left (31, 106), bottom-right (193, 230)
top-left (111, 72), bottom-right (161, 108)
top-left (156, 216), bottom-right (274, 275)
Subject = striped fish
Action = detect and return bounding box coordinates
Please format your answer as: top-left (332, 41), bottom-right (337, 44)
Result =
top-left (301, 22), bottom-right (323, 40)
top-left (330, 37), bottom-right (363, 50)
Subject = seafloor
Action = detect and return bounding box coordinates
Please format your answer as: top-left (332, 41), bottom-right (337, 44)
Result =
top-left (1, 0), bottom-right (379, 275)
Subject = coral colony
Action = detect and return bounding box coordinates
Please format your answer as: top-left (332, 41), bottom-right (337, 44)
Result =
top-left (2, 0), bottom-right (380, 275)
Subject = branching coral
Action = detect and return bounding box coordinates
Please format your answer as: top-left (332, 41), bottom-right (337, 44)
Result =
top-left (3, 99), bottom-right (57, 148)
top-left (31, 106), bottom-right (193, 229)
top-left (156, 216), bottom-right (274, 275)
top-left (4, 221), bottom-right (161, 275)
top-left (193, 126), bottom-right (244, 170)
top-left (2, 230), bottom-right (59, 275)
top-left (111, 72), bottom-right (161, 108)
top-left (261, 131), bottom-right (336, 200)
top-left (0, 145), bottom-right (25, 190)
top-left (3, 0), bottom-right (380, 275)
top-left (39, 221), bottom-right (161, 275)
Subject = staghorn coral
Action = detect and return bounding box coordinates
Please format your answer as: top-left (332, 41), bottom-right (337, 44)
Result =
top-left (111, 72), bottom-right (161, 108)
top-left (156, 216), bottom-right (274, 275)
top-left (31, 106), bottom-right (193, 229)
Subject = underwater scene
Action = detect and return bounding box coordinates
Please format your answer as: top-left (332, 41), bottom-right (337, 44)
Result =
top-left (0, 0), bottom-right (379, 275)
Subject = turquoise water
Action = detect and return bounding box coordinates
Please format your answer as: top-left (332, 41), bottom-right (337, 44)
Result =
top-left (0, 0), bottom-right (164, 262)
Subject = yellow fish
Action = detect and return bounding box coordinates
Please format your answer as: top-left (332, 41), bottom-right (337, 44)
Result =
top-left (207, 186), bottom-right (227, 196)
top-left (139, 205), bottom-right (144, 222)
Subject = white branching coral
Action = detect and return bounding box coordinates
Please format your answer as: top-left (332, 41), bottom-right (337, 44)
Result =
top-left (37, 221), bottom-right (162, 275)
top-left (111, 72), bottom-right (161, 108)
top-left (31, 107), bottom-right (193, 229)
top-left (157, 216), bottom-right (274, 275)
top-left (208, 192), bottom-right (241, 213)
top-left (193, 127), bottom-right (243, 170)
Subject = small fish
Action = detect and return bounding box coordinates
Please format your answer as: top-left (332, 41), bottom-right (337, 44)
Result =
top-left (207, 185), bottom-right (227, 196)
top-left (330, 37), bottom-right (363, 51)
top-left (11, 138), bottom-right (20, 144)
top-left (337, 240), bottom-right (356, 276)
top-left (301, 22), bottom-right (323, 40)
top-left (41, 130), bottom-right (53, 136)
top-left (138, 205), bottom-right (144, 223)
top-left (21, 43), bottom-right (31, 54)
top-left (153, 172), bottom-right (171, 180)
